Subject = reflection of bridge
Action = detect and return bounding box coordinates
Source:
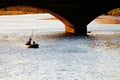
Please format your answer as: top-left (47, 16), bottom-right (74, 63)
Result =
top-left (0, 0), bottom-right (119, 35)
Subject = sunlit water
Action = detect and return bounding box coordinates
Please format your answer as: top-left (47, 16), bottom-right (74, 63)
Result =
top-left (0, 14), bottom-right (120, 80)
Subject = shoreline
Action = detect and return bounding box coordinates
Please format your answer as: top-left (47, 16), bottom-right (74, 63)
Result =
top-left (94, 15), bottom-right (120, 24)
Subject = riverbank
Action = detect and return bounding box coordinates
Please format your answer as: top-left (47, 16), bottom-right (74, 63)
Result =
top-left (94, 15), bottom-right (120, 24)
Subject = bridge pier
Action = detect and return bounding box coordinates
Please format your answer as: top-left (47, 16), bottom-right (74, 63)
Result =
top-left (70, 16), bottom-right (88, 36)
top-left (74, 25), bottom-right (87, 36)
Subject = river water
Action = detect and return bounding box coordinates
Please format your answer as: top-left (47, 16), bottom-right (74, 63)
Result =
top-left (0, 14), bottom-right (120, 80)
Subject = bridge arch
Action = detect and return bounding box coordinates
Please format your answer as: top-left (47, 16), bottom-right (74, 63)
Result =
top-left (87, 8), bottom-right (120, 33)
top-left (0, 6), bottom-right (74, 34)
top-left (40, 8), bottom-right (74, 34)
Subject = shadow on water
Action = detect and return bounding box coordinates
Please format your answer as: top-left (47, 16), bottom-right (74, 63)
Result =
top-left (87, 32), bottom-right (120, 49)
top-left (0, 31), bottom-right (96, 42)
top-left (49, 32), bottom-right (120, 50)
top-left (0, 31), bottom-right (120, 50)
top-left (35, 31), bottom-right (120, 50)
top-left (32, 32), bottom-right (99, 47)
top-left (33, 32), bottom-right (97, 40)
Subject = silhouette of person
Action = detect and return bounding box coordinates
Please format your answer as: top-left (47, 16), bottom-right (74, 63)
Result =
top-left (32, 41), bottom-right (39, 48)
top-left (33, 41), bottom-right (36, 45)
top-left (25, 37), bottom-right (32, 45)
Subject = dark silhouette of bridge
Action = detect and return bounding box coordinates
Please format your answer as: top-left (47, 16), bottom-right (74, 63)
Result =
top-left (0, 0), bottom-right (119, 35)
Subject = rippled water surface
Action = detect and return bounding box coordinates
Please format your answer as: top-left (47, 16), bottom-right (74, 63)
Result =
top-left (0, 14), bottom-right (120, 80)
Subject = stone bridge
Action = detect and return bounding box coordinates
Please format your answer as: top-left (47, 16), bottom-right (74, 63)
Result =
top-left (0, 0), bottom-right (119, 35)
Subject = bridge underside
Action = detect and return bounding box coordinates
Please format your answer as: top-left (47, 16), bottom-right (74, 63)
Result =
top-left (0, 0), bottom-right (119, 35)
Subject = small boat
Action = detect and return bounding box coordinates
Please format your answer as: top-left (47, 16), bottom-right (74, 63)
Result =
top-left (25, 37), bottom-right (39, 48)
top-left (25, 43), bottom-right (39, 48)
top-left (30, 44), bottom-right (39, 48)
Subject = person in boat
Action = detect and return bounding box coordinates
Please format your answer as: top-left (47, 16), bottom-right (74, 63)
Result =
top-left (25, 37), bottom-right (39, 48)
top-left (33, 41), bottom-right (36, 45)
top-left (30, 41), bottom-right (39, 48)
top-left (25, 37), bottom-right (32, 45)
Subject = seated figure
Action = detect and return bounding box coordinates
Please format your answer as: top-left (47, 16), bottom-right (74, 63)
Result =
top-left (25, 37), bottom-right (32, 45)
top-left (25, 37), bottom-right (39, 48)
top-left (25, 37), bottom-right (32, 48)
top-left (30, 41), bottom-right (39, 48)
